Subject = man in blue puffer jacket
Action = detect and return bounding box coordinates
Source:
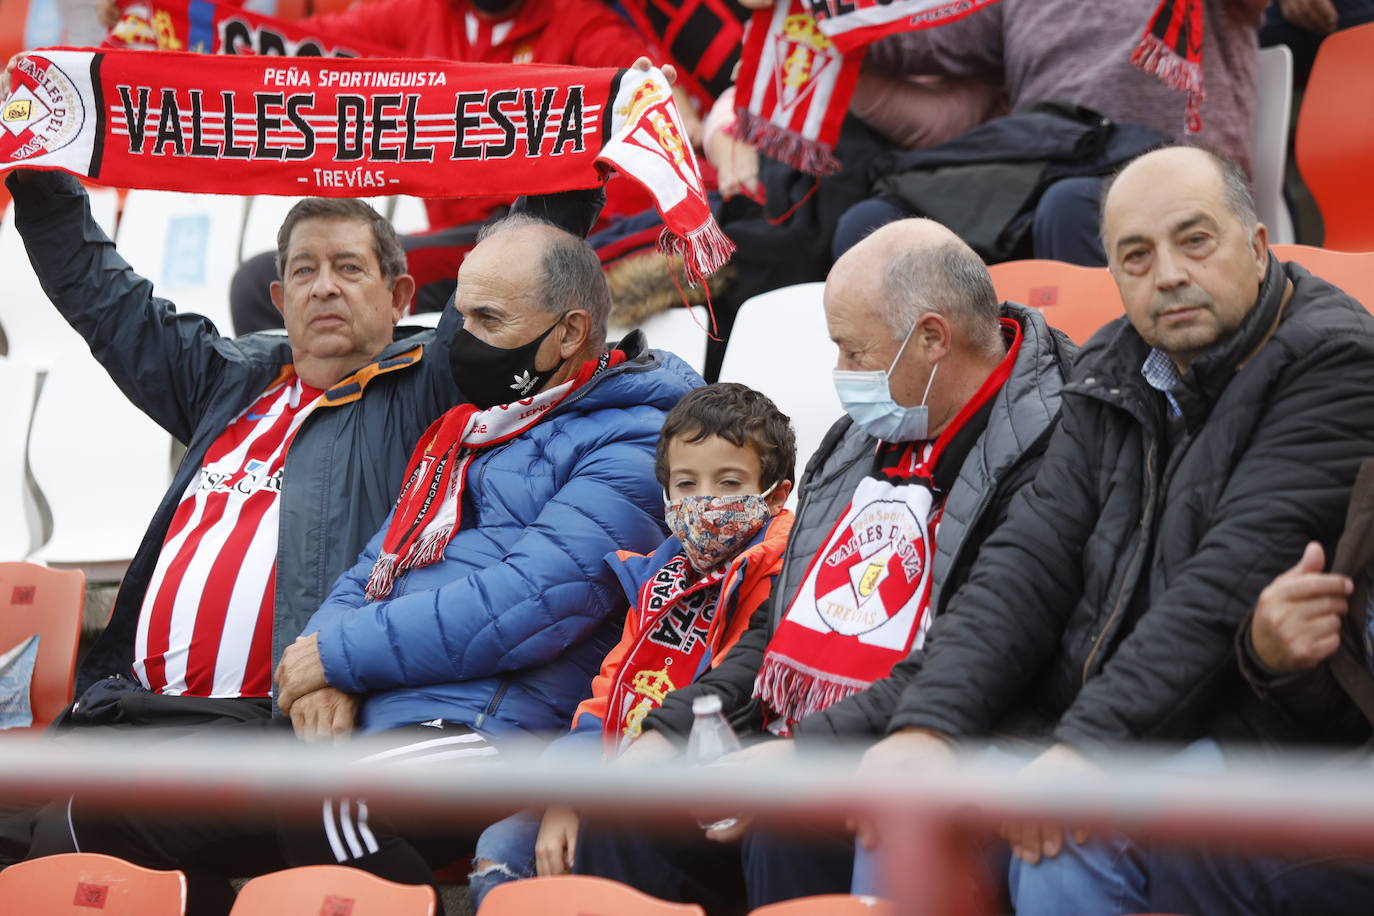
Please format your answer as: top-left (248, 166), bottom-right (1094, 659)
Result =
top-left (58, 213), bottom-right (701, 916)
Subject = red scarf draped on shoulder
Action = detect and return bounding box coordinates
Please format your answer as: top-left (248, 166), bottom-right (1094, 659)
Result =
top-left (365, 350), bottom-right (625, 601)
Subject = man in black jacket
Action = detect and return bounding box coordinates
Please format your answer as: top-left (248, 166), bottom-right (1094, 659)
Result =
top-left (573, 217), bottom-right (1076, 912)
top-left (847, 146), bottom-right (1374, 915)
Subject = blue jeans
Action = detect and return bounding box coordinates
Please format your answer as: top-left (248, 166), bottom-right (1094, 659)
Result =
top-left (469, 809), bottom-right (541, 912)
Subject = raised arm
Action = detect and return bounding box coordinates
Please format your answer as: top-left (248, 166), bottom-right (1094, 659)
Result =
top-left (7, 170), bottom-right (245, 443)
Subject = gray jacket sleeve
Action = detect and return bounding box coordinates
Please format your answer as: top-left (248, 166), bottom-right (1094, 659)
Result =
top-left (864, 5), bottom-right (1005, 83)
top-left (8, 171), bottom-right (241, 443)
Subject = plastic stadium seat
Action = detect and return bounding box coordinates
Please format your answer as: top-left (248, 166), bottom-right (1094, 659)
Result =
top-left (751, 895), bottom-right (896, 915)
top-left (1295, 22), bottom-right (1374, 251)
top-left (0, 561), bottom-right (84, 729)
top-left (481, 875), bottom-right (705, 915)
top-left (1252, 45), bottom-right (1295, 245)
top-left (0, 853), bottom-right (186, 914)
top-left (27, 353), bottom-right (173, 580)
top-left (230, 865), bottom-right (435, 915)
top-left (987, 259), bottom-right (1124, 345)
top-left (1271, 244), bottom-right (1374, 313)
top-left (387, 196), bottom-right (431, 235)
top-left (0, 188), bottom-right (120, 369)
top-left (239, 195), bottom-right (305, 265)
top-left (718, 283), bottom-right (840, 499)
top-left (116, 191), bottom-right (248, 334)
top-left (613, 306), bottom-right (709, 377)
top-left (0, 359), bottom-right (40, 561)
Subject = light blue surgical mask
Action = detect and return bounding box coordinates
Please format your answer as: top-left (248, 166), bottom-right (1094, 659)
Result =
top-left (832, 321), bottom-right (939, 442)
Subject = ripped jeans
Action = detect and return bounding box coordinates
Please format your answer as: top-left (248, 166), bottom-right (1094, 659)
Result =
top-left (470, 809), bottom-right (542, 911)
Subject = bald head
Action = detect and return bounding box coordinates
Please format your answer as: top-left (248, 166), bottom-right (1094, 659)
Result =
top-left (1099, 146), bottom-right (1268, 368)
top-left (1101, 147), bottom-right (1258, 250)
top-left (470, 213), bottom-right (611, 350)
top-left (830, 218), bottom-right (1001, 352)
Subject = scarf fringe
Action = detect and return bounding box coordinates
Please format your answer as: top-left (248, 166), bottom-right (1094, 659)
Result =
top-left (364, 554), bottom-right (399, 603)
top-left (754, 654), bottom-right (868, 733)
top-left (1130, 32), bottom-right (1203, 95)
top-left (657, 221), bottom-right (735, 285)
top-left (735, 108), bottom-right (842, 177)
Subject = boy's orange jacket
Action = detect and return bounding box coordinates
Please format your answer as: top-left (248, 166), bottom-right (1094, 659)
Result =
top-left (571, 510), bottom-right (794, 734)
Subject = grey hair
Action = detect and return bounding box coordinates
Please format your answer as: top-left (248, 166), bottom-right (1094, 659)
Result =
top-left (1099, 147), bottom-right (1259, 246)
top-left (879, 241), bottom-right (1002, 354)
top-left (276, 197), bottom-right (407, 284)
top-left (477, 212), bottom-right (610, 349)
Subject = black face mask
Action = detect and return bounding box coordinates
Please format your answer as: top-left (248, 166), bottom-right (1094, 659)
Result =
top-left (470, 0), bottom-right (519, 13)
top-left (448, 315), bottom-right (565, 409)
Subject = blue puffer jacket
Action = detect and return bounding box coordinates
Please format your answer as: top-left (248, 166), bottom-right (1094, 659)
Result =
top-left (305, 334), bottom-right (701, 737)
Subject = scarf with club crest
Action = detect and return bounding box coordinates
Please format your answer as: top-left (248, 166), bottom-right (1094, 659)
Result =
top-left (0, 49), bottom-right (732, 281)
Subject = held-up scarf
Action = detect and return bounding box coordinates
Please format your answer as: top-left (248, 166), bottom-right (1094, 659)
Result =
top-left (617, 0), bottom-right (751, 109)
top-left (0, 51), bottom-right (732, 280)
top-left (737, 0), bottom-right (1204, 175)
top-left (104, 0), bottom-right (392, 57)
top-left (603, 554), bottom-right (727, 751)
top-left (754, 322), bottom-right (1020, 735)
top-left (364, 350), bottom-right (626, 601)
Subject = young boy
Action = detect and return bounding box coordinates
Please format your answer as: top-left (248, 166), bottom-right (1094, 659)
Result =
top-left (469, 382), bottom-right (796, 907)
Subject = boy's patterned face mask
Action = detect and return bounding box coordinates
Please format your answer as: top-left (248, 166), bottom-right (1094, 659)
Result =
top-left (664, 482), bottom-right (779, 572)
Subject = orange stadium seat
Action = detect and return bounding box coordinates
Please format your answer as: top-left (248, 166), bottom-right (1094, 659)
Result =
top-left (481, 875), bottom-right (706, 915)
top-left (1295, 22), bottom-right (1374, 251)
top-left (751, 894), bottom-right (897, 915)
top-left (0, 853), bottom-right (186, 914)
top-left (1271, 244), bottom-right (1374, 314)
top-left (987, 259), bottom-right (1124, 345)
top-left (230, 865), bottom-right (436, 915)
top-left (0, 562), bottom-right (85, 730)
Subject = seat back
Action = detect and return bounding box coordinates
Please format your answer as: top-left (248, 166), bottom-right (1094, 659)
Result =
top-left (987, 259), bottom-right (1124, 344)
top-left (27, 353), bottom-right (173, 578)
top-left (1253, 44), bottom-right (1295, 245)
top-left (1295, 22), bottom-right (1374, 251)
top-left (0, 562), bottom-right (84, 729)
top-left (230, 865), bottom-right (436, 915)
top-left (750, 894), bottom-right (896, 915)
top-left (1271, 244), bottom-right (1374, 312)
top-left (115, 191), bottom-right (248, 335)
top-left (0, 853), bottom-right (185, 914)
top-left (0, 359), bottom-right (40, 561)
top-left (618, 307), bottom-right (709, 378)
top-left (481, 875), bottom-right (706, 915)
top-left (718, 283), bottom-right (840, 497)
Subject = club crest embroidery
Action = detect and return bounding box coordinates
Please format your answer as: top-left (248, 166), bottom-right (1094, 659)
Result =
top-left (1, 56), bottom-right (85, 161)
top-left (773, 12), bottom-right (837, 117)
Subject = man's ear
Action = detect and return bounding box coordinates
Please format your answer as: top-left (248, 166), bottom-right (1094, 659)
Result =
top-left (269, 281), bottom-right (286, 317)
top-left (1251, 222), bottom-right (1270, 277)
top-left (389, 274), bottom-right (417, 322)
top-left (917, 311), bottom-right (952, 363)
top-left (558, 309), bottom-right (592, 358)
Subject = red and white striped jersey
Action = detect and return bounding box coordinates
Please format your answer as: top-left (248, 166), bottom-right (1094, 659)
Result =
top-left (133, 375), bottom-right (324, 697)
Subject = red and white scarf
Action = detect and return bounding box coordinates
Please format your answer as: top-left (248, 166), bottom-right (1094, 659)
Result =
top-left (737, 0), bottom-right (1204, 175)
top-left (755, 323), bottom-right (1020, 735)
top-left (603, 554), bottom-right (727, 751)
top-left (755, 454), bottom-right (939, 736)
top-left (364, 350), bottom-right (625, 601)
top-left (0, 50), bottom-right (731, 281)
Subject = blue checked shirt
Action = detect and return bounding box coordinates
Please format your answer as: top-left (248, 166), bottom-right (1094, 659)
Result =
top-left (1141, 348), bottom-right (1184, 418)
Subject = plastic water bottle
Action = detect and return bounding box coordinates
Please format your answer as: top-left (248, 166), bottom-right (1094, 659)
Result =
top-left (686, 694), bottom-right (741, 833)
